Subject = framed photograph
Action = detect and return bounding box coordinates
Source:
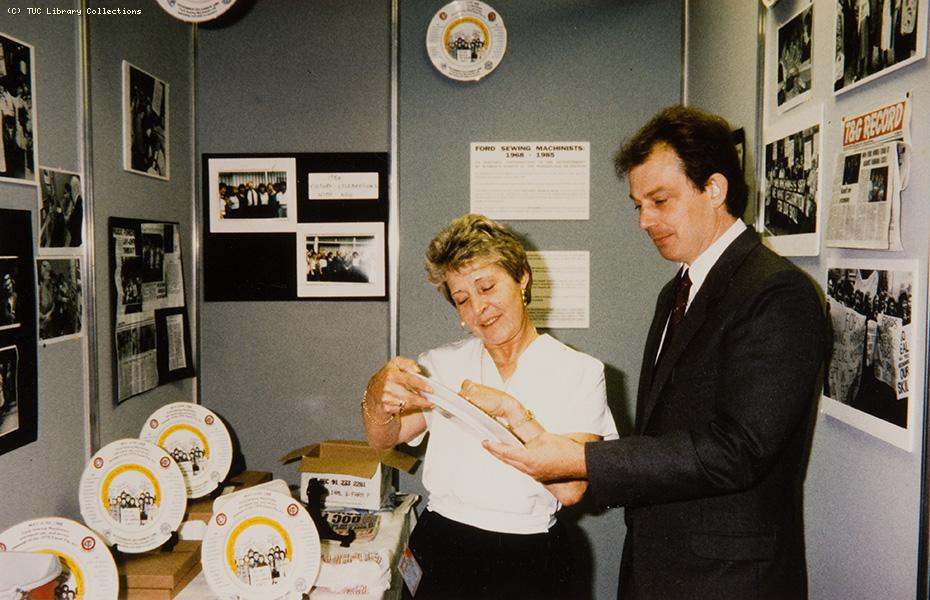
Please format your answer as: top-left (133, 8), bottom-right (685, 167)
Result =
top-left (206, 156), bottom-right (297, 233)
top-left (761, 105), bottom-right (822, 256)
top-left (37, 167), bottom-right (83, 252)
top-left (0, 32), bottom-right (38, 185)
top-left (822, 259), bottom-right (919, 451)
top-left (777, 4), bottom-right (813, 112)
top-left (296, 222), bottom-right (386, 298)
top-left (122, 61), bottom-right (169, 179)
top-left (0, 208), bottom-right (37, 456)
top-left (834, 0), bottom-right (927, 94)
top-left (36, 257), bottom-right (83, 344)
top-left (0, 257), bottom-right (22, 332)
top-left (0, 345), bottom-right (20, 438)
top-left (732, 127), bottom-right (746, 176)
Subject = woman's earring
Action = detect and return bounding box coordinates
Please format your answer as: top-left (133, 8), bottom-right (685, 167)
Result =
top-left (521, 288), bottom-right (528, 305)
top-left (460, 321), bottom-right (468, 332)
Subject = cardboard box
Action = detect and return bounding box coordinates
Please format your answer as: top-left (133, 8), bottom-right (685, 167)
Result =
top-left (281, 440), bottom-right (418, 510)
top-left (117, 540), bottom-right (202, 600)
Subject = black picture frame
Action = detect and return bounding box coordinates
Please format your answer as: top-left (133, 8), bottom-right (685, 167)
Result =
top-left (0, 208), bottom-right (38, 456)
top-left (202, 152), bottom-right (390, 302)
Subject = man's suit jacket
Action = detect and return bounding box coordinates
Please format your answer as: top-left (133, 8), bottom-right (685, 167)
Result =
top-left (586, 228), bottom-right (825, 600)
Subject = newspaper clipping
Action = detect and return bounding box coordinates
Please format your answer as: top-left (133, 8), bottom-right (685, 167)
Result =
top-left (112, 221), bottom-right (189, 402)
top-left (825, 96), bottom-right (911, 249)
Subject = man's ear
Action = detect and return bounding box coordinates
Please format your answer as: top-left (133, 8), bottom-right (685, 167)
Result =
top-left (705, 173), bottom-right (728, 209)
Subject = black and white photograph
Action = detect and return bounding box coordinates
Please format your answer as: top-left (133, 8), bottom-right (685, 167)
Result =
top-left (777, 4), bottom-right (813, 111)
top-left (835, 0), bottom-right (927, 94)
top-left (762, 106), bottom-right (822, 256)
top-left (0, 345), bottom-right (19, 438)
top-left (37, 167), bottom-right (83, 251)
top-left (295, 222), bottom-right (385, 298)
top-left (207, 156), bottom-right (297, 233)
top-left (141, 231), bottom-right (165, 284)
top-left (0, 208), bottom-right (37, 456)
top-left (822, 259), bottom-right (918, 450)
top-left (122, 61), bottom-right (169, 180)
top-left (0, 258), bottom-right (21, 331)
top-left (36, 258), bottom-right (83, 343)
top-left (0, 33), bottom-right (37, 185)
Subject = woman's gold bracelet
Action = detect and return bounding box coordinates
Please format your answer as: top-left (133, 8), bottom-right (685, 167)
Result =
top-left (361, 388), bottom-right (395, 426)
top-left (509, 407), bottom-right (535, 430)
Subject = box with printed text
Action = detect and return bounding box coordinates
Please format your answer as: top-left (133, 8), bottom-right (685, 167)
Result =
top-left (281, 440), bottom-right (418, 510)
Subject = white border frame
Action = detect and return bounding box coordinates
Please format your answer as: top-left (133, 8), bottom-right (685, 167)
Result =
top-left (775, 2), bottom-right (814, 113)
top-left (36, 256), bottom-right (83, 345)
top-left (821, 257), bottom-right (920, 451)
top-left (207, 156), bottom-right (297, 233)
top-left (833, 0), bottom-right (928, 95)
top-left (761, 103), bottom-right (823, 256)
top-left (36, 166), bottom-right (83, 255)
top-left (0, 32), bottom-right (38, 187)
top-left (121, 60), bottom-right (170, 181)
top-left (295, 222), bottom-right (385, 298)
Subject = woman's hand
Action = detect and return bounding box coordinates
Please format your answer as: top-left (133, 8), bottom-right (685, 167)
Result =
top-left (362, 357), bottom-right (432, 449)
top-left (460, 380), bottom-right (543, 445)
top-left (459, 380), bottom-right (520, 421)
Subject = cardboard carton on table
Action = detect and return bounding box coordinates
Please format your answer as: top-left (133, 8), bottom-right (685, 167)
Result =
top-left (281, 440), bottom-right (418, 511)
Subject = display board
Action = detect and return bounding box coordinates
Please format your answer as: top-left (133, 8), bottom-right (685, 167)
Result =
top-left (109, 217), bottom-right (194, 403)
top-left (202, 152), bottom-right (389, 301)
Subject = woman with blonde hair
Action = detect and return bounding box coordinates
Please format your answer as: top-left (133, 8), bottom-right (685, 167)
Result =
top-left (363, 213), bottom-right (616, 599)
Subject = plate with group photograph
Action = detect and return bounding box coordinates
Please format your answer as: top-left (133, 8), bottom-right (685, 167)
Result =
top-left (140, 402), bottom-right (233, 499)
top-left (201, 487), bottom-right (321, 599)
top-left (410, 373), bottom-right (522, 446)
top-left (0, 517), bottom-right (119, 599)
top-left (79, 438), bottom-right (187, 553)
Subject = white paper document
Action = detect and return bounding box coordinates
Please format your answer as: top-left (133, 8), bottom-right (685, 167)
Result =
top-left (470, 142), bottom-right (589, 220)
top-left (526, 251), bottom-right (590, 329)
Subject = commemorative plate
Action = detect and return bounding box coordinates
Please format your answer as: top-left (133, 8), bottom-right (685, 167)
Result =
top-left (201, 487), bottom-right (321, 599)
top-left (0, 517), bottom-right (118, 599)
top-left (411, 373), bottom-right (522, 446)
top-left (155, 0), bottom-right (237, 23)
top-left (425, 0), bottom-right (507, 82)
top-left (140, 402), bottom-right (233, 499)
top-left (79, 438), bottom-right (187, 553)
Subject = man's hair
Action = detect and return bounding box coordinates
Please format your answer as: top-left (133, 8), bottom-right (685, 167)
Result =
top-left (614, 105), bottom-right (748, 218)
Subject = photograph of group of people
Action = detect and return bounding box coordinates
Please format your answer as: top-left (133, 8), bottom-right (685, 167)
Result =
top-left (123, 61), bottom-right (169, 179)
top-left (305, 236), bottom-right (374, 284)
top-left (207, 157), bottom-right (297, 235)
top-left (824, 263), bottom-right (914, 434)
top-left (835, 0), bottom-right (925, 92)
top-left (777, 4), bottom-right (813, 109)
top-left (217, 175), bottom-right (288, 220)
top-left (0, 33), bottom-right (36, 185)
top-left (36, 258), bottom-right (83, 343)
top-left (763, 115), bottom-right (821, 256)
top-left (38, 168), bottom-right (83, 249)
top-left (296, 223), bottom-right (385, 298)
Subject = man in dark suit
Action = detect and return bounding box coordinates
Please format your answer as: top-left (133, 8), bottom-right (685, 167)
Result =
top-left (483, 106), bottom-right (825, 599)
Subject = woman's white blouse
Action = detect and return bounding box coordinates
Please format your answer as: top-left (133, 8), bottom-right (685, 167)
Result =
top-left (411, 334), bottom-right (618, 534)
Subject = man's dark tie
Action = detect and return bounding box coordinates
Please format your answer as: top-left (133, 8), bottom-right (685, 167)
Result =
top-left (666, 268), bottom-right (692, 342)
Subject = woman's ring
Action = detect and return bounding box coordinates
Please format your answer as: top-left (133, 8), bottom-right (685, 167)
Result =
top-left (399, 400), bottom-right (407, 412)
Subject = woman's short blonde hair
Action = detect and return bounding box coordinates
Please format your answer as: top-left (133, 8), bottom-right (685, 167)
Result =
top-left (424, 213), bottom-right (532, 305)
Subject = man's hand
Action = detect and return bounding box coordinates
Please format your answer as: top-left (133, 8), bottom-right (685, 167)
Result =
top-left (482, 432), bottom-right (588, 482)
